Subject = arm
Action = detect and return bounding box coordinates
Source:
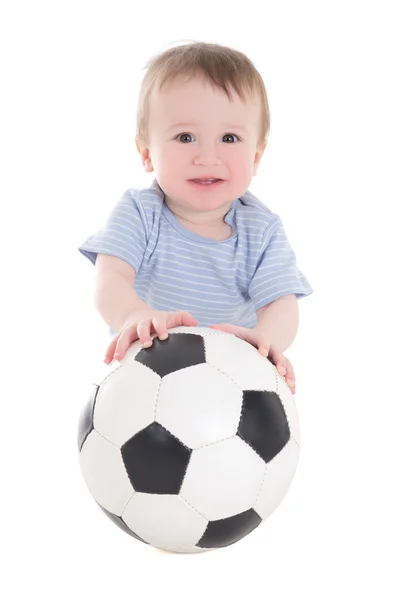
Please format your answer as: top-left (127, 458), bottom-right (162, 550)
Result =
top-left (255, 294), bottom-right (299, 353)
top-left (94, 254), bottom-right (151, 333)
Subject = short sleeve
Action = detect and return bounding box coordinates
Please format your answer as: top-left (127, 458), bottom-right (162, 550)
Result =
top-left (248, 215), bottom-right (313, 310)
top-left (78, 189), bottom-right (147, 272)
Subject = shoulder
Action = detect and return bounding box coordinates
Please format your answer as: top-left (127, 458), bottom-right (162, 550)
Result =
top-left (121, 178), bottom-right (164, 215)
top-left (232, 188), bottom-right (285, 255)
top-left (117, 179), bottom-right (164, 237)
top-left (235, 188), bottom-right (280, 232)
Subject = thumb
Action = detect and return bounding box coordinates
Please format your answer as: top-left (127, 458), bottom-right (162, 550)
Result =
top-left (210, 323), bottom-right (235, 333)
top-left (181, 312), bottom-right (199, 326)
top-left (172, 311), bottom-right (199, 327)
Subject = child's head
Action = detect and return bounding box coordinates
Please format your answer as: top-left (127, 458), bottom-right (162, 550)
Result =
top-left (135, 42), bottom-right (270, 214)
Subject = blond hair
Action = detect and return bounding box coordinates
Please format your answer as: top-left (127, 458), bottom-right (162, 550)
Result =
top-left (136, 41), bottom-right (270, 148)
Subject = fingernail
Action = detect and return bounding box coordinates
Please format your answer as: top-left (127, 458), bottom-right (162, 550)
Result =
top-left (287, 379), bottom-right (295, 387)
top-left (159, 334), bottom-right (168, 340)
top-left (143, 341), bottom-right (152, 348)
top-left (278, 367), bottom-right (286, 375)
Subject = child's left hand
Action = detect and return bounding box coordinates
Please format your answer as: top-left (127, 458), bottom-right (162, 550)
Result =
top-left (209, 323), bottom-right (296, 394)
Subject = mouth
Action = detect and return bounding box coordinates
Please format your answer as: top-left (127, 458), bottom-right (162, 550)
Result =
top-left (189, 178), bottom-right (224, 188)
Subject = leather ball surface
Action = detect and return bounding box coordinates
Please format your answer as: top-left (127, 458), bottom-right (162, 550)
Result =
top-left (78, 327), bottom-right (300, 553)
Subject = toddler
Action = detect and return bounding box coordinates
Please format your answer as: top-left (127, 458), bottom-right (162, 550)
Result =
top-left (78, 42), bottom-right (313, 394)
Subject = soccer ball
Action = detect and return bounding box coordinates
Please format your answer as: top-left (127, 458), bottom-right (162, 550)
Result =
top-left (78, 326), bottom-right (300, 553)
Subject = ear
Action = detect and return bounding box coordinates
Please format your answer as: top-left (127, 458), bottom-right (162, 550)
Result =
top-left (136, 139), bottom-right (154, 173)
top-left (253, 140), bottom-right (267, 176)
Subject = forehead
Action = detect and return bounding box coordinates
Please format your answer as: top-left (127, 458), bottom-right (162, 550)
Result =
top-left (149, 76), bottom-right (260, 129)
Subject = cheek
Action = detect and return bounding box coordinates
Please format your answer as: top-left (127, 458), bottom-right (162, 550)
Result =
top-left (160, 144), bottom-right (187, 168)
top-left (227, 150), bottom-right (254, 179)
top-left (153, 146), bottom-right (184, 189)
top-left (152, 145), bottom-right (178, 174)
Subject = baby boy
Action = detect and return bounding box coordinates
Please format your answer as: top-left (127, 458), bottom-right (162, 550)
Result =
top-left (78, 42), bottom-right (313, 394)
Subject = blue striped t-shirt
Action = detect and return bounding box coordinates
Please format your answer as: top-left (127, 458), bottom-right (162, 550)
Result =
top-left (78, 179), bottom-right (313, 332)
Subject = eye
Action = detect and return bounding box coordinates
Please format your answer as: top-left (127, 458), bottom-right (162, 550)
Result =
top-left (175, 132), bottom-right (241, 143)
top-left (222, 133), bottom-right (240, 143)
top-left (176, 133), bottom-right (194, 143)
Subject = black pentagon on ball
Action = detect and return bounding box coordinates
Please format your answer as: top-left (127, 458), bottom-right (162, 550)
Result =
top-left (98, 504), bottom-right (148, 544)
top-left (77, 384), bottom-right (99, 451)
top-left (121, 422), bottom-right (192, 494)
top-left (134, 333), bottom-right (206, 378)
top-left (237, 390), bottom-right (290, 463)
top-left (197, 508), bottom-right (262, 548)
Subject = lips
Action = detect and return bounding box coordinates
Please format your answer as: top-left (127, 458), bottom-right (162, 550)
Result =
top-left (189, 178), bottom-right (225, 191)
top-left (190, 178), bottom-right (222, 183)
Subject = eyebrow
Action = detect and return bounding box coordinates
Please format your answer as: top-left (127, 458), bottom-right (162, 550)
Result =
top-left (167, 122), bottom-right (248, 132)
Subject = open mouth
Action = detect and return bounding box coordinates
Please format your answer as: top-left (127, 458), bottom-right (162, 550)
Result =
top-left (189, 178), bottom-right (224, 187)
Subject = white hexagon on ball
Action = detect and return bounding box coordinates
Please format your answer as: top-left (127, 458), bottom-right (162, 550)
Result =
top-left (94, 361), bottom-right (160, 446)
top-left (122, 493), bottom-right (208, 552)
top-left (156, 362), bottom-right (243, 449)
top-left (204, 330), bottom-right (279, 392)
top-left (180, 436), bottom-right (266, 521)
top-left (253, 438), bottom-right (300, 520)
top-left (79, 430), bottom-right (133, 515)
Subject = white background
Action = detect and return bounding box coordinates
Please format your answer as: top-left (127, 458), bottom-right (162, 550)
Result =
top-left (1, 1), bottom-right (399, 598)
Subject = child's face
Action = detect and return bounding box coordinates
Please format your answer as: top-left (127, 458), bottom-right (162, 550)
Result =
top-left (137, 76), bottom-right (266, 214)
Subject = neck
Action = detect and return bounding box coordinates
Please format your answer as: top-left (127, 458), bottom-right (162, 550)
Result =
top-left (165, 199), bottom-right (233, 227)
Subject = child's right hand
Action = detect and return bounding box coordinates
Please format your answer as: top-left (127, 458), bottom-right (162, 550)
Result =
top-left (104, 309), bottom-right (199, 364)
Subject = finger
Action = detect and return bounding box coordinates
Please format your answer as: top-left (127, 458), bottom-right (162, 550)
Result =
top-left (174, 312), bottom-right (199, 327)
top-left (286, 374), bottom-right (296, 390)
top-left (284, 358), bottom-right (295, 382)
top-left (258, 346), bottom-right (269, 358)
top-left (278, 356), bottom-right (295, 392)
top-left (182, 311), bottom-right (199, 325)
top-left (104, 335), bottom-right (119, 363)
top-left (277, 362), bottom-right (287, 377)
top-left (136, 320), bottom-right (153, 347)
top-left (286, 378), bottom-right (296, 394)
top-left (209, 323), bottom-right (236, 333)
top-left (152, 316), bottom-right (169, 340)
top-left (282, 358), bottom-right (295, 389)
top-left (115, 327), bottom-right (139, 358)
top-left (267, 348), bottom-right (285, 373)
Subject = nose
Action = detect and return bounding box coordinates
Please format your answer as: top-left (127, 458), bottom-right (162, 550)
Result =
top-left (193, 144), bottom-right (221, 166)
